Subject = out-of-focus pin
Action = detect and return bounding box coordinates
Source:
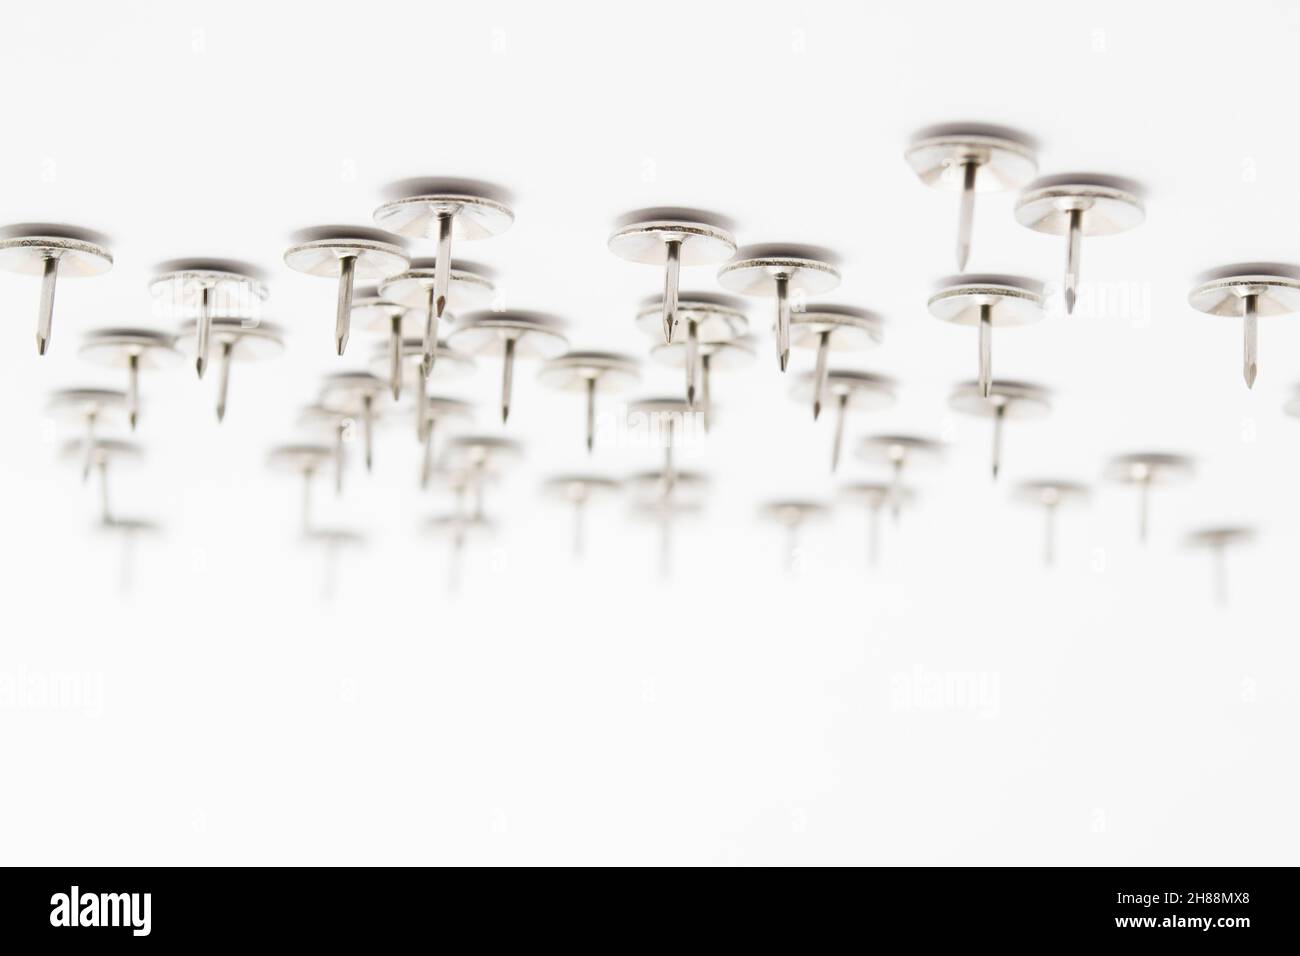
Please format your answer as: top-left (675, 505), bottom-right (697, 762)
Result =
top-left (173, 317), bottom-right (284, 423)
top-left (319, 372), bottom-right (387, 474)
top-left (840, 482), bottom-right (914, 567)
top-left (948, 380), bottom-right (1051, 480)
top-left (1011, 480), bottom-right (1089, 567)
top-left (1015, 174), bottom-right (1144, 314)
top-left (609, 210), bottom-right (737, 344)
top-left (441, 434), bottom-right (524, 521)
top-left (45, 388), bottom-right (128, 483)
top-left (542, 475), bottom-right (621, 560)
top-left (650, 337), bottom-right (756, 432)
top-left (1105, 452), bottom-right (1194, 545)
top-left (904, 124), bottom-right (1037, 270)
top-left (378, 259), bottom-right (495, 377)
top-left (61, 438), bottom-right (143, 523)
top-left (1185, 526), bottom-right (1256, 607)
top-left (267, 443), bottom-right (333, 534)
top-left (927, 274), bottom-right (1045, 397)
top-left (302, 528), bottom-right (367, 601)
top-left (348, 289), bottom-right (421, 399)
top-left (627, 397), bottom-right (695, 497)
top-left (718, 244), bottom-right (841, 372)
top-left (627, 490), bottom-right (705, 581)
top-left (96, 516), bottom-right (161, 595)
top-left (368, 336), bottom-right (474, 443)
top-left (1189, 264), bottom-right (1300, 389)
top-left (790, 369), bottom-right (896, 472)
top-left (149, 259), bottom-right (267, 379)
top-left (447, 311), bottom-right (568, 424)
top-left (789, 306), bottom-right (885, 419)
top-left (412, 396), bottom-right (473, 490)
top-left (857, 434), bottom-right (945, 522)
top-left (78, 329), bottom-right (178, 431)
top-left (0, 224), bottom-right (112, 355)
top-left (424, 512), bottom-right (496, 594)
top-left (760, 500), bottom-right (829, 572)
top-left (538, 352), bottom-right (641, 453)
top-left (284, 227), bottom-right (408, 356)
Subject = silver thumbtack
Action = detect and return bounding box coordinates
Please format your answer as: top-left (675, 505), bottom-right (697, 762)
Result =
top-left (788, 306), bottom-right (885, 419)
top-left (790, 370), bottom-right (896, 472)
top-left (284, 227), bottom-right (409, 356)
top-left (348, 289), bottom-right (421, 400)
top-left (368, 336), bottom-right (474, 444)
top-left (441, 435), bottom-right (524, 521)
top-left (760, 501), bottom-right (829, 572)
top-left (537, 352), bottom-right (641, 453)
top-left (948, 380), bottom-right (1051, 480)
top-left (45, 388), bottom-right (128, 483)
top-left (650, 337), bottom-right (756, 432)
top-left (718, 244), bottom-right (841, 372)
top-left (267, 443), bottom-right (333, 534)
top-left (173, 317), bottom-right (284, 423)
top-left (857, 434), bottom-right (945, 522)
top-left (626, 469), bottom-right (708, 578)
top-left (1015, 174), bottom-right (1145, 314)
top-left (609, 209), bottom-right (737, 343)
top-left (413, 396), bottom-right (473, 490)
top-left (1104, 452), bottom-right (1194, 545)
top-left (61, 438), bottom-right (142, 523)
top-left (0, 224), bottom-right (112, 354)
top-left (78, 329), bottom-right (178, 430)
top-left (373, 179), bottom-right (515, 374)
top-left (635, 292), bottom-right (749, 408)
top-left (542, 475), bottom-right (621, 559)
top-left (302, 528), bottom-right (366, 601)
top-left (1188, 263), bottom-right (1300, 388)
top-left (628, 493), bottom-right (705, 581)
top-left (148, 259), bottom-right (267, 379)
top-left (839, 482), bottom-right (914, 567)
top-left (927, 274), bottom-right (1045, 398)
top-left (378, 259), bottom-right (495, 377)
top-left (627, 397), bottom-right (696, 497)
top-left (1185, 526), bottom-right (1256, 607)
top-left (1011, 480), bottom-right (1089, 567)
top-left (96, 516), bottom-right (161, 596)
top-left (424, 512), bottom-right (496, 594)
top-left (299, 403), bottom-right (356, 497)
top-left (446, 311), bottom-right (568, 424)
top-left (904, 124), bottom-right (1038, 270)
top-left (319, 372), bottom-right (387, 474)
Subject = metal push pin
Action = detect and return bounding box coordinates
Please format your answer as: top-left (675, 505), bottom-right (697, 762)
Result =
top-left (628, 492), bottom-right (705, 581)
top-left (173, 317), bottom-right (284, 423)
top-left (1011, 480), bottom-right (1089, 567)
top-left (302, 528), bottom-right (366, 601)
top-left (370, 336), bottom-right (473, 446)
top-left (0, 223), bottom-right (112, 354)
top-left (857, 434), bottom-right (945, 521)
top-left (927, 274), bottom-right (1044, 398)
top-left (373, 178), bottom-right (514, 375)
top-left (650, 337), bottom-right (755, 432)
top-left (267, 443), bottom-right (333, 534)
top-left (790, 370), bottom-right (896, 472)
top-left (760, 501), bottom-right (829, 572)
top-left (45, 388), bottom-right (128, 483)
top-left (839, 482), bottom-right (915, 567)
top-left (609, 208), bottom-right (737, 344)
top-left (425, 512), bottom-right (495, 594)
top-left (904, 124), bottom-right (1038, 271)
top-left (409, 395), bottom-right (473, 490)
top-left (78, 329), bottom-right (178, 430)
top-left (627, 397), bottom-right (695, 496)
top-left (542, 475), bottom-right (621, 559)
top-left (626, 468), bottom-right (708, 577)
top-left (636, 292), bottom-right (749, 409)
top-left (1188, 263), bottom-right (1300, 389)
top-left (718, 243), bottom-right (841, 372)
top-left (348, 288), bottom-right (420, 400)
top-left (61, 438), bottom-right (142, 523)
top-left (284, 226), bottom-right (409, 356)
top-left (441, 435), bottom-right (523, 521)
top-left (96, 516), bottom-right (161, 595)
top-left (319, 372), bottom-right (387, 474)
top-left (1015, 174), bottom-right (1145, 314)
top-left (789, 306), bottom-right (885, 419)
top-left (299, 403), bottom-right (356, 497)
top-left (148, 259), bottom-right (267, 379)
top-left (1185, 526), bottom-right (1256, 607)
top-left (447, 311), bottom-right (568, 423)
top-left (378, 258), bottom-right (495, 378)
top-left (538, 351), bottom-right (641, 453)
top-left (1104, 452), bottom-right (1194, 545)
top-left (947, 379), bottom-right (1051, 480)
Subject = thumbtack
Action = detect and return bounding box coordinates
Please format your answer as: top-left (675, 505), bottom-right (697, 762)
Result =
top-left (650, 337), bottom-right (755, 432)
top-left (760, 500), bottom-right (829, 572)
top-left (61, 438), bottom-right (142, 523)
top-left (319, 372), bottom-right (387, 474)
top-left (1104, 452), bottom-right (1194, 545)
top-left (947, 379), bottom-right (1051, 480)
top-left (348, 289), bottom-right (421, 399)
top-left (627, 397), bottom-right (695, 498)
top-left (537, 351), bottom-right (641, 453)
top-left (441, 435), bottom-right (524, 521)
top-left (302, 528), bottom-right (367, 600)
top-left (1011, 480), bottom-right (1089, 566)
top-left (46, 388), bottom-right (128, 483)
top-left (96, 516), bottom-right (161, 595)
top-left (927, 274), bottom-right (1044, 397)
top-left (413, 395), bottom-right (473, 490)
top-left (628, 494), bottom-right (705, 581)
top-left (446, 310), bottom-right (568, 424)
top-left (788, 306), bottom-right (884, 419)
top-left (378, 258), bottom-right (495, 377)
top-left (78, 329), bottom-right (178, 430)
top-left (0, 223), bottom-right (112, 355)
top-left (542, 475), bottom-right (621, 559)
top-left (790, 369), bottom-right (896, 472)
top-left (173, 317), bottom-right (284, 423)
top-left (1188, 263), bottom-right (1300, 389)
top-left (424, 512), bottom-right (496, 593)
top-left (857, 434), bottom-right (945, 521)
top-left (368, 336), bottom-right (473, 445)
top-left (1185, 526), bottom-right (1256, 607)
top-left (267, 443), bottom-right (333, 534)
top-left (149, 258), bottom-right (267, 379)
top-left (839, 482), bottom-right (914, 567)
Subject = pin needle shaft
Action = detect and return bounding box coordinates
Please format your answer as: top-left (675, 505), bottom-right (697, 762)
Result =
top-left (868, 503), bottom-right (882, 567)
top-left (362, 394), bottom-right (374, 473)
top-left (812, 330), bottom-right (830, 420)
top-left (1065, 208), bottom-right (1082, 315)
top-left (301, 468), bottom-right (313, 534)
top-left (97, 459), bottom-right (110, 523)
top-left (415, 387), bottom-right (428, 442)
top-left (663, 239), bottom-right (681, 343)
top-left (572, 496), bottom-right (586, 560)
top-left (585, 376), bottom-right (596, 454)
top-left (501, 336), bottom-right (516, 424)
top-left (831, 392), bottom-right (848, 473)
top-left (81, 412), bottom-right (95, 484)
top-left (685, 319), bottom-right (698, 407)
top-left (1244, 293), bottom-right (1258, 389)
top-left (420, 419), bottom-right (436, 490)
top-left (36, 254), bottom-right (58, 355)
top-left (334, 422), bottom-right (345, 496)
top-left (664, 416), bottom-right (676, 498)
top-left (978, 303), bottom-right (993, 397)
top-left (701, 355), bottom-right (713, 433)
top-left (890, 457), bottom-right (905, 522)
top-left (196, 285), bottom-right (213, 378)
top-left (216, 342), bottom-right (232, 424)
top-left (1138, 474), bottom-right (1151, 545)
top-left (991, 405), bottom-right (1005, 480)
top-left (335, 255), bottom-right (356, 357)
top-left (127, 353), bottom-right (140, 431)
top-left (957, 160), bottom-right (976, 272)
top-left (389, 315), bottom-right (403, 401)
top-left (1043, 501), bottom-right (1057, 567)
top-left (428, 213), bottom-right (453, 376)
top-left (784, 522), bottom-right (798, 573)
top-left (1213, 546), bottom-right (1228, 606)
top-left (775, 275), bottom-right (791, 372)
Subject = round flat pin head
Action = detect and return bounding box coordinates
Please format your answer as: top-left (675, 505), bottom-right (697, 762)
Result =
top-left (1015, 175), bottom-right (1145, 236)
top-left (543, 474), bottom-right (622, 501)
top-left (46, 387), bottom-right (128, 421)
top-left (789, 305), bottom-right (884, 350)
top-left (303, 527), bottom-right (367, 548)
top-left (284, 229), bottom-right (409, 280)
top-left (425, 513), bottom-right (497, 538)
top-left (176, 318), bottom-right (285, 361)
top-left (79, 329), bottom-right (179, 369)
top-left (608, 219), bottom-right (737, 266)
top-left (1188, 264), bottom-right (1300, 317)
top-left (320, 371), bottom-right (387, 405)
top-left (626, 469), bottom-right (709, 504)
top-left (378, 259), bottom-right (496, 309)
top-left (1012, 479), bottom-right (1090, 507)
top-left (635, 292), bottom-right (749, 341)
top-left (419, 395), bottom-right (474, 421)
top-left (948, 379), bottom-right (1052, 419)
top-left (442, 434), bottom-right (524, 468)
top-left (904, 125), bottom-right (1038, 192)
top-left (0, 232), bottom-right (113, 277)
top-left (537, 351), bottom-right (641, 392)
top-left (373, 181), bottom-right (515, 240)
top-left (149, 259), bottom-right (269, 316)
top-left (372, 338), bottom-right (475, 381)
top-left (446, 310), bottom-right (568, 359)
top-left (628, 395), bottom-right (694, 417)
top-left (61, 437), bottom-right (143, 466)
top-left (1185, 526), bottom-right (1256, 550)
top-left (927, 274), bottom-right (1045, 326)
top-left (350, 291), bottom-right (420, 333)
top-left (652, 336), bottom-right (757, 370)
top-left (858, 434), bottom-right (946, 465)
top-left (761, 500), bottom-right (830, 526)
top-left (717, 245), bottom-right (841, 298)
top-left (840, 481), bottom-right (916, 508)
top-left (790, 369), bottom-right (897, 409)
top-left (268, 443), bottom-right (333, 473)
top-left (97, 515), bottom-right (161, 536)
top-left (1105, 452), bottom-right (1194, 485)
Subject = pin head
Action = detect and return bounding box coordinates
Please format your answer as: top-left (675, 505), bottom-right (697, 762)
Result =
top-left (46, 387), bottom-right (128, 423)
top-left (1185, 526), bottom-right (1256, 551)
top-left (626, 468), bottom-right (708, 506)
top-left (717, 245), bottom-right (842, 298)
top-left (79, 329), bottom-right (179, 369)
top-left (857, 434), bottom-right (946, 467)
top-left (543, 474), bottom-right (621, 503)
top-left (446, 310), bottom-right (569, 358)
top-left (903, 125), bottom-right (1038, 191)
top-left (267, 443), bottom-right (333, 474)
top-left (840, 481), bottom-right (915, 510)
top-left (373, 180), bottom-right (515, 241)
top-left (1104, 452), bottom-right (1194, 486)
top-left (96, 515), bottom-right (161, 536)
top-left (948, 379), bottom-right (1051, 419)
top-left (370, 337), bottom-right (475, 383)
top-left (790, 368), bottom-right (896, 409)
top-left (442, 434), bottom-right (524, 471)
top-left (378, 259), bottom-right (496, 309)
top-left (319, 371), bottom-right (387, 409)
top-left (0, 226), bottom-right (113, 276)
top-left (284, 228), bottom-right (409, 280)
top-left (608, 216), bottom-right (737, 266)
top-left (789, 305), bottom-right (884, 351)
top-left (1015, 175), bottom-right (1145, 236)
top-left (760, 499), bottom-right (829, 527)
top-left (635, 293), bottom-right (749, 342)
top-left (173, 317), bottom-right (285, 361)
top-left (349, 290), bottom-right (421, 333)
top-left (651, 336), bottom-right (757, 371)
top-left (1188, 264), bottom-right (1300, 317)
top-left (1012, 479), bottom-right (1089, 508)
top-left (61, 437), bottom-right (143, 469)
top-left (537, 351), bottom-right (641, 392)
top-left (927, 274), bottom-right (1046, 326)
top-left (149, 259), bottom-right (268, 314)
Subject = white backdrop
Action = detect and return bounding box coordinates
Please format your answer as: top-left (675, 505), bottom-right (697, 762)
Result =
top-left (1, 0), bottom-right (1297, 865)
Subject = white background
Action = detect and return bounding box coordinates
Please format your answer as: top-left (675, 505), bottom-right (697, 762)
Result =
top-left (1, 0), bottom-right (1297, 865)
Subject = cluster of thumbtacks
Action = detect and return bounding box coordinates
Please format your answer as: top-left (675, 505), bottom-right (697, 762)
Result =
top-left (13, 124), bottom-right (1289, 601)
